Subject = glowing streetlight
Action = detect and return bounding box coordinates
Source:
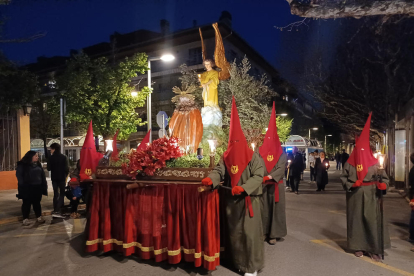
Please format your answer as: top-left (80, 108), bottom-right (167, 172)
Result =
top-left (309, 127), bottom-right (318, 139)
top-left (147, 54), bottom-right (175, 143)
top-left (160, 54), bottom-right (175, 62)
top-left (277, 113), bottom-right (288, 117)
top-left (131, 90), bottom-right (138, 97)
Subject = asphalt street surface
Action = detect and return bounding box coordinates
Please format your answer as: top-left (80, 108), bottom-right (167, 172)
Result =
top-left (1, 170), bottom-right (414, 276)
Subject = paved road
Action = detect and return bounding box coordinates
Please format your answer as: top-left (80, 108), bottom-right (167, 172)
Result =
top-left (1, 171), bottom-right (414, 276)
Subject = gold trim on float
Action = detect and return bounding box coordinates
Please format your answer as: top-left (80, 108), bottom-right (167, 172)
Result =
top-left (86, 239), bottom-right (220, 261)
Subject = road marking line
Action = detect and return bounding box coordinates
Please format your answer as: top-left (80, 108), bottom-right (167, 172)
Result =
top-left (311, 239), bottom-right (414, 276)
top-left (328, 210), bottom-right (346, 216)
top-left (311, 237), bottom-right (401, 243)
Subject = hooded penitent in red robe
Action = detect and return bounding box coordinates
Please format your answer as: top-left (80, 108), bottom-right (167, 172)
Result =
top-left (259, 102), bottom-right (284, 202)
top-left (80, 121), bottom-right (103, 180)
top-left (223, 97), bottom-right (254, 216)
top-left (347, 112), bottom-right (378, 181)
top-left (260, 102), bottom-right (283, 172)
top-left (137, 130), bottom-right (151, 151)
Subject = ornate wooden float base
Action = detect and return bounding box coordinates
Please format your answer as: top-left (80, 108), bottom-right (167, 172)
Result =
top-left (96, 167), bottom-right (212, 182)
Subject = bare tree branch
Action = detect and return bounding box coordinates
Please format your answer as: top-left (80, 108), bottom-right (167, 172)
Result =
top-left (0, 32), bottom-right (47, 43)
top-left (275, 18), bottom-right (311, 31)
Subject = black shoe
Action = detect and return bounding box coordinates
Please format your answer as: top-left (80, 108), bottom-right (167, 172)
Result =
top-left (52, 213), bottom-right (65, 219)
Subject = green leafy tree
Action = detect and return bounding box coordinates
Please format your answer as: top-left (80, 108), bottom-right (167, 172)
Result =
top-left (58, 52), bottom-right (150, 140)
top-left (30, 97), bottom-right (60, 158)
top-left (0, 54), bottom-right (39, 112)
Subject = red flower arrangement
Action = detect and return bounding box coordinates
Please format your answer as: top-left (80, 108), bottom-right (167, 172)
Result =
top-left (121, 136), bottom-right (182, 179)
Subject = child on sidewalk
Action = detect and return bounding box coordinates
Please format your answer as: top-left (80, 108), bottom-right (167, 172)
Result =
top-left (67, 177), bottom-right (82, 218)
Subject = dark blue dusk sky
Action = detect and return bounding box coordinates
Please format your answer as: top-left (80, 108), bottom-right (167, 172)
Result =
top-left (1, 0), bottom-right (299, 66)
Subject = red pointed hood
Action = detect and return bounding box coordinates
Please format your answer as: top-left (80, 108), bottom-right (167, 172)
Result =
top-left (259, 102), bottom-right (283, 172)
top-left (111, 129), bottom-right (120, 160)
top-left (347, 112), bottom-right (378, 181)
top-left (80, 121), bottom-right (103, 177)
top-left (223, 97), bottom-right (253, 187)
top-left (137, 130), bottom-right (151, 151)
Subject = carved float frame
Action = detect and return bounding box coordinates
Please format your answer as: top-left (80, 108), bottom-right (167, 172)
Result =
top-left (96, 167), bottom-right (212, 181)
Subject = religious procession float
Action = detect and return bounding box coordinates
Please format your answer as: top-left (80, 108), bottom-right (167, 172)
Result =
top-left (74, 22), bottom-right (290, 273)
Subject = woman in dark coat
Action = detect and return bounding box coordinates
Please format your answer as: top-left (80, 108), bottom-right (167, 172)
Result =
top-left (16, 151), bottom-right (48, 226)
top-left (315, 151), bottom-right (330, 191)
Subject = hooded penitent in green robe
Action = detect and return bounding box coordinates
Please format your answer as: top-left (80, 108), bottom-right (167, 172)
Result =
top-left (340, 162), bottom-right (390, 254)
top-left (258, 151), bottom-right (287, 239)
top-left (208, 152), bottom-right (264, 273)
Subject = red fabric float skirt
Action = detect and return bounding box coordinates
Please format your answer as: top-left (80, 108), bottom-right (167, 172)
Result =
top-left (86, 182), bottom-right (220, 270)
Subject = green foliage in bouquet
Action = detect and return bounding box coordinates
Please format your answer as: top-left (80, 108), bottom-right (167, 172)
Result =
top-left (167, 126), bottom-right (228, 168)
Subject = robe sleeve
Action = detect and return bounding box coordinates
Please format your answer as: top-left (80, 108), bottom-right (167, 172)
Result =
top-left (340, 162), bottom-right (355, 192)
top-left (379, 166), bottom-right (389, 189)
top-left (208, 158), bottom-right (226, 189)
top-left (269, 153), bottom-right (287, 182)
top-left (241, 154), bottom-right (264, 195)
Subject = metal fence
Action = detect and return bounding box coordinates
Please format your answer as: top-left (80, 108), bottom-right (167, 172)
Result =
top-left (0, 112), bottom-right (18, 171)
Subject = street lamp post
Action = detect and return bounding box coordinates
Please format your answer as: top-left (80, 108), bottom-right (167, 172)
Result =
top-left (324, 134), bottom-right (332, 152)
top-left (308, 127), bottom-right (318, 139)
top-left (147, 54), bottom-right (175, 143)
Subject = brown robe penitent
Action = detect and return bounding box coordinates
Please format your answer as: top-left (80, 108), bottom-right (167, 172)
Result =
top-left (340, 162), bottom-right (391, 254)
top-left (208, 153), bottom-right (264, 273)
top-left (258, 152), bottom-right (287, 239)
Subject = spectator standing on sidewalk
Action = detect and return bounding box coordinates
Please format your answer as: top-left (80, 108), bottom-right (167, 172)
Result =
top-left (341, 149), bottom-right (349, 173)
top-left (309, 152), bottom-right (316, 184)
top-left (408, 153), bottom-right (414, 251)
top-left (288, 146), bottom-right (304, 195)
top-left (16, 151), bottom-right (48, 226)
top-left (47, 143), bottom-right (69, 218)
top-left (335, 151), bottom-right (341, 170)
top-left (315, 151), bottom-right (330, 191)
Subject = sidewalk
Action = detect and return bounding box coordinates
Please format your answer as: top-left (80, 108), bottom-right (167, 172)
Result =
top-left (0, 178), bottom-right (55, 222)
